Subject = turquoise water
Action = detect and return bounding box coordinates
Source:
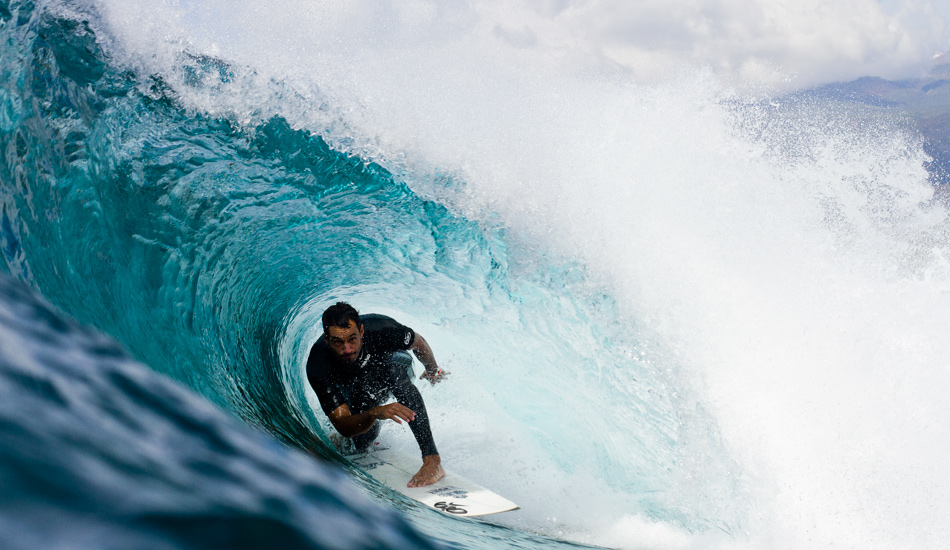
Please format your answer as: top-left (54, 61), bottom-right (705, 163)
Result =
top-left (4, 1), bottom-right (950, 549)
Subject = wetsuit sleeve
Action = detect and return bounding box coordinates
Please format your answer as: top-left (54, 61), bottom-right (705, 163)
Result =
top-left (306, 344), bottom-right (347, 416)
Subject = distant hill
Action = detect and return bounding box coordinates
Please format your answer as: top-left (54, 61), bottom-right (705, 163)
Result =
top-left (798, 60), bottom-right (950, 185)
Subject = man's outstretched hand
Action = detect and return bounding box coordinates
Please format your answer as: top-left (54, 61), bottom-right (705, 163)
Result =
top-left (369, 402), bottom-right (416, 424)
top-left (408, 455), bottom-right (445, 488)
top-left (419, 369), bottom-right (450, 385)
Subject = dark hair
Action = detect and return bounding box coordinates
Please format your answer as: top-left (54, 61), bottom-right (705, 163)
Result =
top-left (322, 302), bottom-right (361, 334)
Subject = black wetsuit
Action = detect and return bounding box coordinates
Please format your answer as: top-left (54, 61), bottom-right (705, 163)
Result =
top-left (306, 314), bottom-right (438, 457)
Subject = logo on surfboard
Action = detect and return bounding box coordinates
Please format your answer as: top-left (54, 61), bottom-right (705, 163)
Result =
top-left (434, 501), bottom-right (468, 515)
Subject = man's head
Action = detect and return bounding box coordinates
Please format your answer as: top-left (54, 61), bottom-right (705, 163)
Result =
top-left (322, 302), bottom-right (363, 364)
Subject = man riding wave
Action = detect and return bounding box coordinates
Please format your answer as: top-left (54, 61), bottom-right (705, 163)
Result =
top-left (306, 302), bottom-right (448, 487)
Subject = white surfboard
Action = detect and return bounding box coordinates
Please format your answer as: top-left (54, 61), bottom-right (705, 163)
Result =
top-left (348, 448), bottom-right (519, 517)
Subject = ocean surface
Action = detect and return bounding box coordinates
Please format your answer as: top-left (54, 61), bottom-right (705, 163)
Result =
top-left (2, 1), bottom-right (950, 549)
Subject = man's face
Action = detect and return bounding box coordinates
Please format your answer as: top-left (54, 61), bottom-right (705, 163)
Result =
top-left (324, 321), bottom-right (364, 364)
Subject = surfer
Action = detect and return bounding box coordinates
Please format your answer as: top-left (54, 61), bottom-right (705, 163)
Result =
top-left (307, 302), bottom-right (449, 487)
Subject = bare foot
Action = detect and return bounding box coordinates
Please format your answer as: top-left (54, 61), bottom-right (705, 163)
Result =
top-left (407, 455), bottom-right (445, 488)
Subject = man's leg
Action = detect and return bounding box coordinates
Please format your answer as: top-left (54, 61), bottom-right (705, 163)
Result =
top-left (351, 420), bottom-right (381, 452)
top-left (385, 352), bottom-right (439, 457)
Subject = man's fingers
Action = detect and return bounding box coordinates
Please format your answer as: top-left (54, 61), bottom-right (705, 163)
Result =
top-left (420, 369), bottom-right (451, 384)
top-left (379, 403), bottom-right (416, 423)
top-left (399, 407), bottom-right (416, 422)
top-left (390, 403), bottom-right (415, 421)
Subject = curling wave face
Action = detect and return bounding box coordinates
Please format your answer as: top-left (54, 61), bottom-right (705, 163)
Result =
top-left (0, 2), bottom-right (745, 548)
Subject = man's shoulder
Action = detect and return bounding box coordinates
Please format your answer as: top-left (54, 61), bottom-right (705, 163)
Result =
top-left (361, 314), bottom-right (415, 349)
top-left (309, 335), bottom-right (329, 353)
top-left (306, 338), bottom-right (331, 374)
top-left (361, 313), bottom-right (400, 330)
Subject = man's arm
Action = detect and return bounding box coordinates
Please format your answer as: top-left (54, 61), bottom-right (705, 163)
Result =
top-left (409, 333), bottom-right (449, 383)
top-left (327, 402), bottom-right (417, 438)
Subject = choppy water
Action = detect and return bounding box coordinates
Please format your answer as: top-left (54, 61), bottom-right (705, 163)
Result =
top-left (3, 1), bottom-right (950, 549)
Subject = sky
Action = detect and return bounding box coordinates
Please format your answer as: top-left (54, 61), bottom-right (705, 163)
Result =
top-left (487, 0), bottom-right (950, 89)
top-left (130, 0), bottom-right (950, 91)
top-left (909, 0), bottom-right (950, 21)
